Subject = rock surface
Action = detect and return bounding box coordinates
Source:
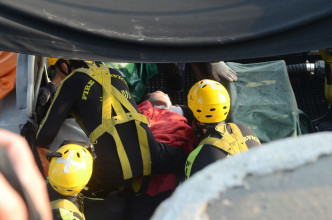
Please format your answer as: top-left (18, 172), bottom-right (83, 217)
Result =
top-left (152, 132), bottom-right (332, 220)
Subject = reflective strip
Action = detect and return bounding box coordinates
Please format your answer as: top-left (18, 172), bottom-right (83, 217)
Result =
top-left (185, 144), bottom-right (204, 180)
top-left (56, 150), bottom-right (83, 173)
top-left (51, 199), bottom-right (85, 220)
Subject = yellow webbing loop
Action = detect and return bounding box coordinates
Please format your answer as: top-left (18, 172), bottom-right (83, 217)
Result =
top-left (199, 123), bottom-right (248, 155)
top-left (51, 199), bottom-right (85, 220)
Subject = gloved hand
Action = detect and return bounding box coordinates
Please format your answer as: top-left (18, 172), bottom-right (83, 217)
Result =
top-left (37, 82), bottom-right (56, 106)
top-left (211, 61), bottom-right (238, 82)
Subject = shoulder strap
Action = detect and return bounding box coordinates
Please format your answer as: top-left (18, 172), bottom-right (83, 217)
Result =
top-left (185, 144), bottom-right (204, 180)
top-left (227, 123), bottom-right (249, 152)
top-left (51, 199), bottom-right (85, 220)
top-left (199, 123), bottom-right (249, 155)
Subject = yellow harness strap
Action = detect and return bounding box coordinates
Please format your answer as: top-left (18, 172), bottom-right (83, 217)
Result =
top-left (74, 65), bottom-right (151, 182)
top-left (51, 199), bottom-right (85, 220)
top-left (199, 123), bottom-right (248, 155)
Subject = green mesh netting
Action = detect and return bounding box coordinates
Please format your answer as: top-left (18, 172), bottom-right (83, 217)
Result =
top-left (224, 60), bottom-right (312, 143)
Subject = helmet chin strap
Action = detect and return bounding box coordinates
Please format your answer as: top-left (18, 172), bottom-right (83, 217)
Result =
top-left (193, 120), bottom-right (205, 139)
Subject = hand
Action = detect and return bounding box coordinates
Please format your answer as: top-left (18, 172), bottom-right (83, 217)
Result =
top-left (37, 82), bottom-right (56, 106)
top-left (211, 61), bottom-right (238, 82)
top-left (0, 129), bottom-right (52, 220)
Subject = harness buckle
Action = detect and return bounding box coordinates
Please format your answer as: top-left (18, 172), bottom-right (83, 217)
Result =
top-left (215, 123), bottom-right (227, 134)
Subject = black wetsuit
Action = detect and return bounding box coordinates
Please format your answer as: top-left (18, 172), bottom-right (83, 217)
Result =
top-left (185, 123), bottom-right (261, 178)
top-left (36, 66), bottom-right (186, 196)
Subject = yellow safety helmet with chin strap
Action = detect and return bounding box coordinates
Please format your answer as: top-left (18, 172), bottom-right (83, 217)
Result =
top-left (187, 79), bottom-right (230, 123)
top-left (48, 144), bottom-right (93, 196)
top-left (48, 57), bottom-right (60, 68)
top-left (48, 58), bottom-right (94, 68)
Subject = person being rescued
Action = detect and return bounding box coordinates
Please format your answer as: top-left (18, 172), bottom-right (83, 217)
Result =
top-left (123, 91), bottom-right (199, 219)
top-left (184, 79), bottom-right (261, 179)
top-left (35, 59), bottom-right (187, 201)
top-left (144, 90), bottom-right (195, 125)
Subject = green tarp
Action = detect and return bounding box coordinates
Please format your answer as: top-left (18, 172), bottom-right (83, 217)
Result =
top-left (225, 60), bottom-right (312, 143)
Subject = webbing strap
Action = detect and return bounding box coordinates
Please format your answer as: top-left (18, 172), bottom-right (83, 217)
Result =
top-left (107, 125), bottom-right (132, 180)
top-left (110, 83), bottom-right (137, 113)
top-left (51, 199), bottom-right (85, 220)
top-left (90, 113), bottom-right (149, 143)
top-left (84, 66), bottom-right (132, 180)
top-left (76, 65), bottom-right (151, 183)
top-left (135, 120), bottom-right (151, 176)
top-left (75, 65), bottom-right (114, 121)
top-left (185, 144), bottom-right (204, 180)
top-left (131, 175), bottom-right (151, 195)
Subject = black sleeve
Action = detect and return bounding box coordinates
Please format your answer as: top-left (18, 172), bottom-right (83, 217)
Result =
top-left (236, 123), bottom-right (261, 147)
top-left (36, 75), bottom-right (78, 147)
top-left (37, 82), bottom-right (56, 106)
top-left (180, 105), bottom-right (195, 126)
top-left (36, 82), bottom-right (57, 124)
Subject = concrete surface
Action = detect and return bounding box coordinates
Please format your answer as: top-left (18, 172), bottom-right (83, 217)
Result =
top-left (152, 132), bottom-right (332, 220)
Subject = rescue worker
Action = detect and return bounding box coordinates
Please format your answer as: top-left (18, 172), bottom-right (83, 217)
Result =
top-left (47, 143), bottom-right (94, 220)
top-left (36, 59), bottom-right (186, 199)
top-left (184, 79), bottom-right (261, 179)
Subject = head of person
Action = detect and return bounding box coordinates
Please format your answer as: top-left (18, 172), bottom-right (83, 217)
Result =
top-left (48, 58), bottom-right (91, 77)
top-left (145, 90), bottom-right (172, 108)
top-left (48, 57), bottom-right (70, 79)
top-left (187, 79), bottom-right (230, 126)
top-left (48, 143), bottom-right (93, 196)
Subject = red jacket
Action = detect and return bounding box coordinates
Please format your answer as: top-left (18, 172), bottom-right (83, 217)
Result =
top-left (138, 101), bottom-right (199, 196)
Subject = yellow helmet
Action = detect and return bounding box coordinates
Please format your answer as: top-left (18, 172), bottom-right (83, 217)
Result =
top-left (48, 144), bottom-right (93, 196)
top-left (187, 79), bottom-right (230, 123)
top-left (47, 57), bottom-right (61, 68)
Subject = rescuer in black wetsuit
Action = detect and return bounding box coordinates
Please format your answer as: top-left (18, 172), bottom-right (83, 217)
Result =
top-left (184, 79), bottom-right (261, 179)
top-left (36, 59), bottom-right (186, 197)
